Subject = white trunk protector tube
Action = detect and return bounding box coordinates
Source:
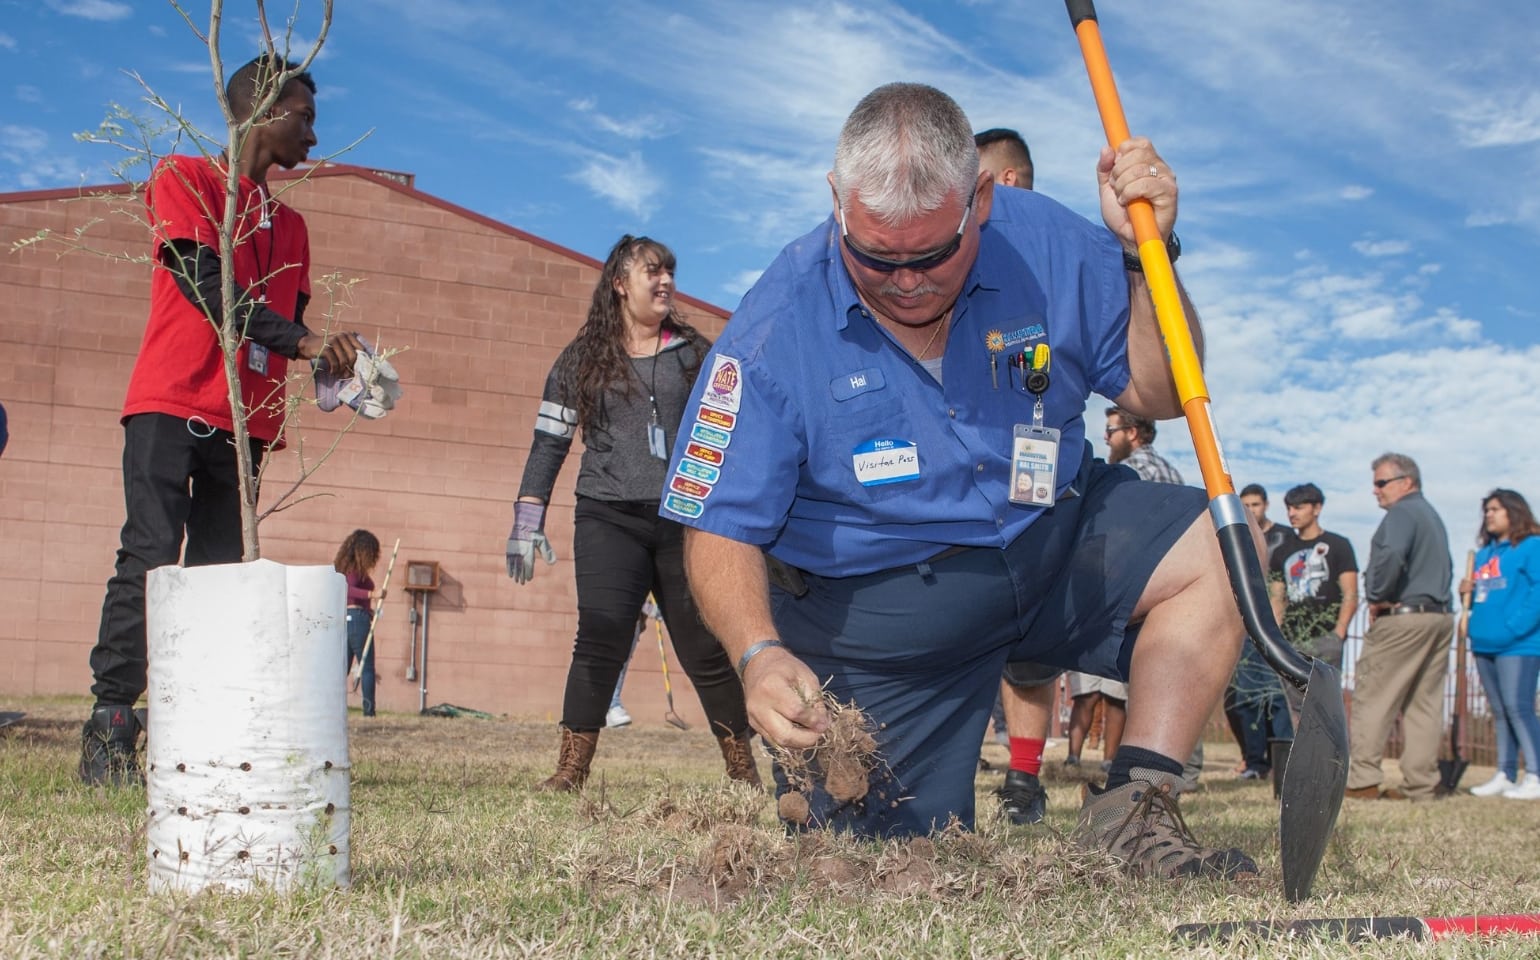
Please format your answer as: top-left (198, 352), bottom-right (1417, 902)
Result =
top-left (145, 559), bottom-right (351, 892)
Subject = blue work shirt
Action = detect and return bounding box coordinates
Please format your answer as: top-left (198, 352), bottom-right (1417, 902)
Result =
top-left (661, 186), bottom-right (1133, 577)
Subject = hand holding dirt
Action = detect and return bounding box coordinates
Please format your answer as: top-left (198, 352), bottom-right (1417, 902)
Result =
top-left (770, 696), bottom-right (883, 827)
top-left (742, 647), bottom-right (830, 750)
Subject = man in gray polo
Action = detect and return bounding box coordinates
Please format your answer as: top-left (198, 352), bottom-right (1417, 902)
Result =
top-left (1345, 452), bottom-right (1454, 801)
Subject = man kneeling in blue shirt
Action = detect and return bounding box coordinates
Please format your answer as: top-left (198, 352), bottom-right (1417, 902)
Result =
top-left (663, 83), bottom-right (1257, 881)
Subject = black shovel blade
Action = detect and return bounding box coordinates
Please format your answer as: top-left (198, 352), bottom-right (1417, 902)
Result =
top-left (1436, 759), bottom-right (1470, 795)
top-left (1280, 656), bottom-right (1348, 902)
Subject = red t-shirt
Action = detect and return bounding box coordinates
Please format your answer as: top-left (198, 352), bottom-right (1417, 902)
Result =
top-left (121, 154), bottom-right (311, 443)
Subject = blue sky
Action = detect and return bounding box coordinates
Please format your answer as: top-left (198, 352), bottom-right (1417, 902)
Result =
top-left (4, 0), bottom-right (1540, 562)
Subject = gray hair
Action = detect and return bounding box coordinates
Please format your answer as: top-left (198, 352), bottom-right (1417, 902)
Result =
top-left (1372, 452), bottom-right (1421, 488)
top-left (831, 82), bottom-right (978, 225)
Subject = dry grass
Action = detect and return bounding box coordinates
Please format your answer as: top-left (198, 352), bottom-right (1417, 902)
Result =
top-left (3, 697), bottom-right (1540, 958)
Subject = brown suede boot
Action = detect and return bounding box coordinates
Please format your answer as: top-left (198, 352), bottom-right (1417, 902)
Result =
top-left (536, 727), bottom-right (598, 792)
top-left (717, 733), bottom-right (763, 789)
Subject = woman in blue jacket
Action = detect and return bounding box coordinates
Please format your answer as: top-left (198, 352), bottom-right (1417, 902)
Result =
top-left (1464, 489), bottom-right (1540, 799)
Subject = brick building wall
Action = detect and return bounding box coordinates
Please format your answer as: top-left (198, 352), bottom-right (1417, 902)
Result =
top-left (0, 165), bottom-right (729, 724)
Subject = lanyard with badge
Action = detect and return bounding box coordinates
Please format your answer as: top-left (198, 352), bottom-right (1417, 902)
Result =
top-left (645, 330), bottom-right (669, 459)
top-left (246, 184), bottom-right (275, 377)
top-left (1007, 343), bottom-right (1058, 507)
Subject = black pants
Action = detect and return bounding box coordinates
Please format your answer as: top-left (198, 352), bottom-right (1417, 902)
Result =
top-left (89, 413), bottom-right (262, 706)
top-left (562, 497), bottom-right (748, 736)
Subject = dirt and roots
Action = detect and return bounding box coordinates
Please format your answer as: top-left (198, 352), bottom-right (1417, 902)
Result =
top-left (766, 693), bottom-right (883, 824)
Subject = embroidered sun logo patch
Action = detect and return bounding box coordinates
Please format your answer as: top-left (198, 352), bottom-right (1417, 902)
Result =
top-left (985, 330), bottom-right (1005, 353)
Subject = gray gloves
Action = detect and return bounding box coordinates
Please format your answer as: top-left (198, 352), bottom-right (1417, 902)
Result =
top-left (506, 501), bottom-right (556, 583)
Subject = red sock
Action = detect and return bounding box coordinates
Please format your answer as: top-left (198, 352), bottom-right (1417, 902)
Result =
top-left (1009, 737), bottom-right (1045, 776)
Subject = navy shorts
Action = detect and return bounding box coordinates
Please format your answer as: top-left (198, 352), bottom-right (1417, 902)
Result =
top-left (1001, 661), bottom-right (1062, 688)
top-left (768, 453), bottom-right (1206, 838)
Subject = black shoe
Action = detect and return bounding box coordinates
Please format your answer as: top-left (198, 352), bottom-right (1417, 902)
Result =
top-left (997, 769), bottom-right (1048, 826)
top-left (79, 704), bottom-right (143, 787)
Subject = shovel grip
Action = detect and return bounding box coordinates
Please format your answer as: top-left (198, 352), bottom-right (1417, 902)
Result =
top-left (1065, 0), bottom-right (1097, 27)
top-left (1213, 507), bottom-right (1313, 689)
top-left (1174, 917), bottom-right (1429, 943)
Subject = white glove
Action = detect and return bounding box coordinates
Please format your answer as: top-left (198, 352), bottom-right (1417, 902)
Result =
top-left (506, 501), bottom-right (557, 584)
top-left (316, 339), bottom-right (403, 419)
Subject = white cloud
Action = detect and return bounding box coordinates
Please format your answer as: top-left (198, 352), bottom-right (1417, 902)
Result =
top-left (1, 125), bottom-right (48, 154)
top-left (570, 99), bottom-right (669, 141)
top-left (0, 125), bottom-right (87, 190)
top-left (1340, 185), bottom-right (1373, 200)
top-left (16, 85), bottom-right (42, 104)
top-left (0, 33), bottom-right (16, 51)
top-left (1352, 239), bottom-right (1410, 257)
top-left (1145, 250), bottom-right (1531, 565)
top-left (45, 0), bottom-right (132, 21)
top-left (569, 150), bottom-right (662, 220)
top-left (1448, 91), bottom-right (1540, 148)
top-left (723, 269), bottom-right (764, 299)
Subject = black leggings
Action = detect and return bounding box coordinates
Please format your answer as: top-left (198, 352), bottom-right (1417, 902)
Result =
top-left (562, 497), bottom-right (748, 737)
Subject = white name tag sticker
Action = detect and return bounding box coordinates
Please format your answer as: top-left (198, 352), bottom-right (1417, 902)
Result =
top-left (852, 439), bottom-right (919, 486)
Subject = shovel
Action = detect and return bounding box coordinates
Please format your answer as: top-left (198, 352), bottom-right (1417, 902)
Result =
top-left (1437, 550), bottom-right (1476, 794)
top-left (352, 537), bottom-right (400, 692)
top-left (654, 615), bottom-right (689, 730)
top-left (1066, 0), bottom-right (1349, 902)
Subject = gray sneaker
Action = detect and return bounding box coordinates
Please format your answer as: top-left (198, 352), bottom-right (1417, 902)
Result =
top-left (1074, 769), bottom-right (1257, 880)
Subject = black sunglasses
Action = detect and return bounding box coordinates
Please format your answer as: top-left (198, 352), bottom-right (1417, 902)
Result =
top-left (838, 191), bottom-right (974, 273)
top-left (1373, 475), bottom-right (1408, 489)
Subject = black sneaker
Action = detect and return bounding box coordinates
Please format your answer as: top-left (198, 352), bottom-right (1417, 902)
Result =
top-left (996, 769), bottom-right (1048, 826)
top-left (79, 704), bottom-right (143, 787)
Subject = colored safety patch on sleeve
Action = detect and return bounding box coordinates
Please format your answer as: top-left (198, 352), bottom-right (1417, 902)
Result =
top-left (699, 355), bottom-right (743, 413)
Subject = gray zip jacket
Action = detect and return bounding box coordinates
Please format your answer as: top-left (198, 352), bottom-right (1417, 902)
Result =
top-left (517, 335), bottom-right (703, 504)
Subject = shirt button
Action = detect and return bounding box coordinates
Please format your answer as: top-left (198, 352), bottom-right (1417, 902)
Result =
top-left (997, 518), bottom-right (1005, 528)
top-left (948, 408), bottom-right (956, 418)
top-left (976, 463), bottom-right (985, 472)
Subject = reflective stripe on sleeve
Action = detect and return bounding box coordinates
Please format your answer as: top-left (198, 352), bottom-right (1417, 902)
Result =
top-left (535, 400), bottom-right (577, 438)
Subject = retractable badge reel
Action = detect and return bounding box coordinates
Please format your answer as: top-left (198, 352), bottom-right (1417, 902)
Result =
top-left (1008, 343), bottom-right (1058, 507)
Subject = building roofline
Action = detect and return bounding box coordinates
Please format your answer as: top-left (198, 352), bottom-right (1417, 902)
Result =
top-left (0, 162), bottom-right (731, 318)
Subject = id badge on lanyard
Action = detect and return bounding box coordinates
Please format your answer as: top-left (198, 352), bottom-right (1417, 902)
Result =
top-left (1009, 423), bottom-right (1059, 507)
top-left (1007, 345), bottom-right (1057, 507)
top-left (247, 343), bottom-right (270, 376)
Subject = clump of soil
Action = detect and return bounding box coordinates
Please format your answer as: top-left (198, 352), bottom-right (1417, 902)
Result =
top-left (777, 790), bottom-right (810, 823)
top-left (768, 694), bottom-right (884, 824)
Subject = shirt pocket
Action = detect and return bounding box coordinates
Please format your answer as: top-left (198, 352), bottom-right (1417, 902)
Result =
top-left (819, 396), bottom-right (920, 504)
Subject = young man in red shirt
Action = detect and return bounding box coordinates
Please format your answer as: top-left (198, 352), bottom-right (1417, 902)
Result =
top-left (82, 54), bottom-right (366, 785)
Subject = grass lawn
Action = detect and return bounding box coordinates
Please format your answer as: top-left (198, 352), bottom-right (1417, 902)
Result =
top-left (3, 696), bottom-right (1538, 958)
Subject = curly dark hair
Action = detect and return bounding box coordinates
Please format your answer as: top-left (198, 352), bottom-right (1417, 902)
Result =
top-left (333, 529), bottom-right (380, 579)
top-left (557, 234), bottom-right (708, 435)
top-left (1479, 489), bottom-right (1540, 546)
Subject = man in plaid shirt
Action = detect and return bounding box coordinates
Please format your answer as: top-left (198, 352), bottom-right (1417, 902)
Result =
top-left (1105, 406), bottom-right (1183, 484)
